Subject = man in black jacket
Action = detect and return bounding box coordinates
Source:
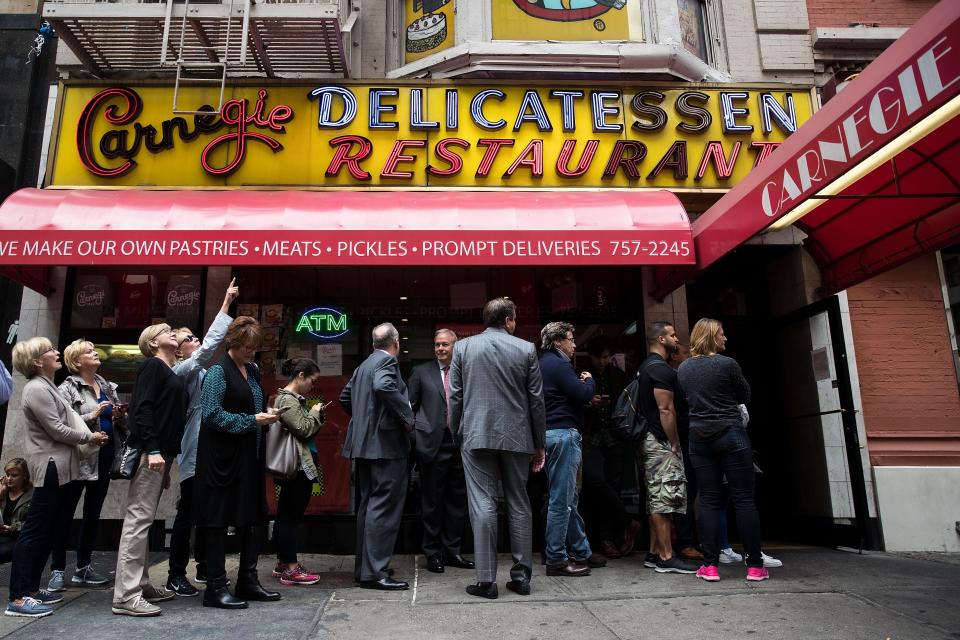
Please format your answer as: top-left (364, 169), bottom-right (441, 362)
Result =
top-left (408, 329), bottom-right (474, 574)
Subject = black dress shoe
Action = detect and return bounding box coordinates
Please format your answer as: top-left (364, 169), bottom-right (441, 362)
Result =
top-left (444, 554), bottom-right (475, 570)
top-left (465, 582), bottom-right (498, 599)
top-left (545, 561), bottom-right (591, 577)
top-left (505, 579), bottom-right (530, 596)
top-left (427, 554), bottom-right (444, 573)
top-left (235, 582), bottom-right (282, 602)
top-left (360, 577), bottom-right (409, 591)
top-left (202, 586), bottom-right (248, 609)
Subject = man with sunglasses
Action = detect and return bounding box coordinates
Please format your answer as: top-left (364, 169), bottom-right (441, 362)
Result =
top-left (165, 278), bottom-right (239, 597)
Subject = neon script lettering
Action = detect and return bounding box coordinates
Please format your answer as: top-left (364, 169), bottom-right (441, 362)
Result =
top-left (77, 87), bottom-right (294, 178)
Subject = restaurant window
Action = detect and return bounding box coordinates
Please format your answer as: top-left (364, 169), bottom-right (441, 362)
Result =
top-left (231, 265), bottom-right (647, 515)
top-left (678, 0), bottom-right (710, 62)
top-left (938, 246), bottom-right (960, 387)
top-left (62, 266), bottom-right (205, 393)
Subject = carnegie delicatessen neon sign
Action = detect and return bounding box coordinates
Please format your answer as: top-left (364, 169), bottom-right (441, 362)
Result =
top-left (55, 83), bottom-right (814, 188)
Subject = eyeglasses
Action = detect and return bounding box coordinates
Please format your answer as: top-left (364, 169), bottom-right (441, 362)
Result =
top-left (178, 334), bottom-right (198, 346)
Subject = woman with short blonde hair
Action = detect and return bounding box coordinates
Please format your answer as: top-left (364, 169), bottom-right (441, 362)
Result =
top-left (6, 337), bottom-right (108, 617)
top-left (49, 338), bottom-right (127, 591)
top-left (112, 323), bottom-right (187, 617)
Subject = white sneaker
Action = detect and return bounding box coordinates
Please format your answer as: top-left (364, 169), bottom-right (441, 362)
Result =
top-left (719, 547), bottom-right (743, 564)
top-left (761, 552), bottom-right (783, 568)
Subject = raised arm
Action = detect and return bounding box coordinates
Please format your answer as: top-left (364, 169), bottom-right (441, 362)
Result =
top-left (0, 361), bottom-right (11, 405)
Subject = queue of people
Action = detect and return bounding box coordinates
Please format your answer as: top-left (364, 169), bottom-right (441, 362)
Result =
top-left (1, 291), bottom-right (779, 617)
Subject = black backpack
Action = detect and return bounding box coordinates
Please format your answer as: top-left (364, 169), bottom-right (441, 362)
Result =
top-left (609, 378), bottom-right (645, 441)
top-left (609, 357), bottom-right (666, 442)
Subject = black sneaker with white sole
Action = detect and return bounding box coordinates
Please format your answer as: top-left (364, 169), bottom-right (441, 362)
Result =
top-left (166, 575), bottom-right (200, 597)
top-left (643, 553), bottom-right (658, 569)
top-left (654, 556), bottom-right (699, 574)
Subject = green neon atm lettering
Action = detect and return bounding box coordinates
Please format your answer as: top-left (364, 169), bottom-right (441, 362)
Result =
top-left (296, 313), bottom-right (348, 333)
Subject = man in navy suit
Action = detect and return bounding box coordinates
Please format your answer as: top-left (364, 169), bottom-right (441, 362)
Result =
top-left (408, 329), bottom-right (474, 574)
top-left (340, 322), bottom-right (415, 590)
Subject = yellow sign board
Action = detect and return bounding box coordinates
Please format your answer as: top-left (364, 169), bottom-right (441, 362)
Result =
top-left (404, 0), bottom-right (455, 64)
top-left (492, 0), bottom-right (631, 41)
top-left (49, 82), bottom-right (814, 189)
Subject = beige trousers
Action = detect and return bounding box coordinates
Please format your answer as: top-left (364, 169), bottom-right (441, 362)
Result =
top-left (112, 455), bottom-right (168, 605)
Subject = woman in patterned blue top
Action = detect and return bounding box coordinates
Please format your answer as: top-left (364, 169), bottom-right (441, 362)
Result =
top-left (194, 316), bottom-right (283, 610)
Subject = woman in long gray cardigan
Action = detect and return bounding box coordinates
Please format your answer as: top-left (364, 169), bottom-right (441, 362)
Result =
top-left (6, 337), bottom-right (108, 618)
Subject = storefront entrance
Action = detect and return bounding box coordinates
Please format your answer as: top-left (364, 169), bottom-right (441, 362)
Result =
top-left (686, 247), bottom-right (881, 550)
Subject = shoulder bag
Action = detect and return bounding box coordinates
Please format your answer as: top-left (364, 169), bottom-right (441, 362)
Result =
top-left (110, 438), bottom-right (141, 480)
top-left (265, 419), bottom-right (299, 479)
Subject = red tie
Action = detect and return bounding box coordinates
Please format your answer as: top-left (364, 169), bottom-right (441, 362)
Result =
top-left (442, 365), bottom-right (450, 428)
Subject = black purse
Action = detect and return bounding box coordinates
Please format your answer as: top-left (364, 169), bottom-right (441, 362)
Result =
top-left (110, 440), bottom-right (142, 480)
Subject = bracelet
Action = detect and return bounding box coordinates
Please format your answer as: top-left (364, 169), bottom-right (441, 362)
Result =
top-left (149, 450), bottom-right (160, 455)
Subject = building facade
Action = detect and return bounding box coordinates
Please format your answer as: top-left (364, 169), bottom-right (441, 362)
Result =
top-left (1, 0), bottom-right (957, 553)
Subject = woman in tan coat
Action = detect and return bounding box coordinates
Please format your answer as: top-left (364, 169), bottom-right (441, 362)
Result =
top-left (6, 337), bottom-right (108, 618)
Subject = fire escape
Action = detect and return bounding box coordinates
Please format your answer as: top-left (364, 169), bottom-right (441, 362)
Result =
top-left (44, 0), bottom-right (360, 110)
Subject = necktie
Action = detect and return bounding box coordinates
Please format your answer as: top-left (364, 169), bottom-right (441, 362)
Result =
top-left (442, 365), bottom-right (450, 429)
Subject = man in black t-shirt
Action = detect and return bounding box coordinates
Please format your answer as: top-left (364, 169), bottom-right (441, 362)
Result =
top-left (636, 322), bottom-right (697, 574)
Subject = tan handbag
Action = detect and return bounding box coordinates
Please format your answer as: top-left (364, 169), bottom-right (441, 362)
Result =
top-left (265, 420), bottom-right (299, 478)
top-left (65, 408), bottom-right (101, 459)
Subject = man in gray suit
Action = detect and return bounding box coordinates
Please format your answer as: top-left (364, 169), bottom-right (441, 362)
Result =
top-left (340, 322), bottom-right (415, 591)
top-left (449, 298), bottom-right (547, 600)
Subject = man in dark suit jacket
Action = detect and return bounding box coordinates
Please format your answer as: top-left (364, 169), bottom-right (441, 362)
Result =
top-left (340, 322), bottom-right (415, 591)
top-left (449, 298), bottom-right (547, 600)
top-left (408, 329), bottom-right (474, 574)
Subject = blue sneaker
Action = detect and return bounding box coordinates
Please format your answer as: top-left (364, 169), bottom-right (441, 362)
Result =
top-left (5, 597), bottom-right (54, 618)
top-left (34, 590), bottom-right (64, 604)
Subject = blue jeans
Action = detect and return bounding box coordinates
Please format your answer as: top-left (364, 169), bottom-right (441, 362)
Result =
top-left (690, 425), bottom-right (763, 568)
top-left (544, 428), bottom-right (591, 565)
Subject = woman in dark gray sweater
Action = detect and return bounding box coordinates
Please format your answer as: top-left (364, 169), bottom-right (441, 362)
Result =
top-left (677, 318), bottom-right (768, 582)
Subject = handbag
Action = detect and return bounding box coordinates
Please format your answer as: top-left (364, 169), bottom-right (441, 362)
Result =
top-left (110, 436), bottom-right (142, 480)
top-left (65, 408), bottom-right (101, 459)
top-left (265, 420), bottom-right (299, 479)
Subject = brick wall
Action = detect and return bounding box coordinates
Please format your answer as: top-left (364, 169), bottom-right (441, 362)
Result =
top-left (807, 0), bottom-right (939, 29)
top-left (847, 253), bottom-right (960, 466)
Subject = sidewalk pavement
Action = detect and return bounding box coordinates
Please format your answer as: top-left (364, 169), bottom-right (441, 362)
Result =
top-left (1, 547), bottom-right (958, 640)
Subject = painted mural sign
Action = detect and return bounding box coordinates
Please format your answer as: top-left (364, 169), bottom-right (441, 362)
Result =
top-left (493, 0), bottom-right (629, 41)
top-left (405, 0), bottom-right (455, 64)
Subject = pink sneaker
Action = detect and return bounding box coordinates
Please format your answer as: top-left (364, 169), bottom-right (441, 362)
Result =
top-left (271, 562), bottom-right (285, 579)
top-left (746, 567), bottom-right (770, 581)
top-left (279, 565), bottom-right (321, 586)
top-left (696, 565), bottom-right (720, 582)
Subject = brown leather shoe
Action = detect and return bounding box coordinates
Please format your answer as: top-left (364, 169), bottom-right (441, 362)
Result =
top-left (545, 562), bottom-right (591, 577)
top-left (573, 553), bottom-right (608, 568)
top-left (598, 540), bottom-right (622, 559)
top-left (679, 546), bottom-right (704, 561)
top-left (619, 519), bottom-right (642, 556)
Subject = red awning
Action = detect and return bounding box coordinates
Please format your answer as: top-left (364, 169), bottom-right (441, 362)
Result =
top-left (653, 0), bottom-right (960, 298)
top-left (0, 188), bottom-right (694, 276)
top-left (0, 266), bottom-right (49, 294)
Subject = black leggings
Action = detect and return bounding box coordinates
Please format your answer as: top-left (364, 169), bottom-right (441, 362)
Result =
top-left (8, 462), bottom-right (79, 600)
top-left (273, 473), bottom-right (313, 565)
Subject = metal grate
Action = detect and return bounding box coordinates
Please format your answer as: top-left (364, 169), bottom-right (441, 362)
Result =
top-left (45, 1), bottom-right (348, 78)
